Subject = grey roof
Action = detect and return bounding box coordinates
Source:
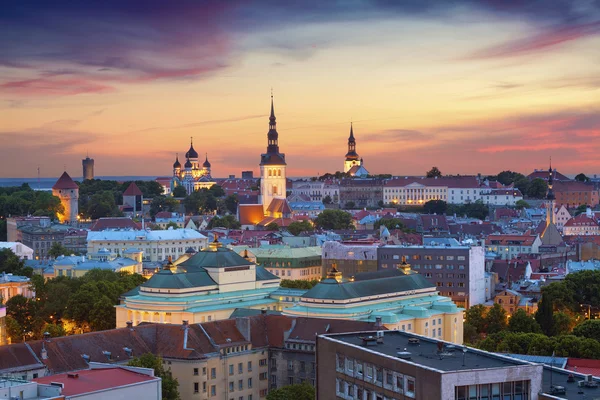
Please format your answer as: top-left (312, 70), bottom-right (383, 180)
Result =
top-left (503, 353), bottom-right (567, 368)
top-left (352, 269), bottom-right (406, 281)
top-left (230, 308), bottom-right (282, 318)
top-left (302, 273), bottom-right (434, 300)
top-left (255, 266), bottom-right (279, 281)
top-left (142, 269), bottom-right (216, 289)
top-left (179, 247), bottom-right (253, 272)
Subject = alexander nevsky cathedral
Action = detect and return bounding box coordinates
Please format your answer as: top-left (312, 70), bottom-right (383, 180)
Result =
top-left (170, 139), bottom-right (215, 194)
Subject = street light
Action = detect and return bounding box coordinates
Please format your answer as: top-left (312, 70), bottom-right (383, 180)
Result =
top-left (581, 304), bottom-right (592, 320)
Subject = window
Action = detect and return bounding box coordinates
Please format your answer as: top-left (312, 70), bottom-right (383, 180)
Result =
top-left (211, 385), bottom-right (216, 396)
top-left (229, 381), bottom-right (234, 392)
top-left (248, 378), bottom-right (253, 388)
top-left (288, 377), bottom-right (294, 385)
top-left (396, 374), bottom-right (404, 392)
top-left (203, 382), bottom-right (206, 393)
top-left (194, 382), bottom-right (199, 394)
top-left (259, 358), bottom-right (267, 367)
top-left (345, 358), bottom-right (353, 373)
top-left (248, 361), bottom-right (252, 372)
top-left (238, 363), bottom-right (243, 374)
top-left (211, 368), bottom-right (216, 379)
top-left (386, 372), bottom-right (393, 386)
top-left (288, 360), bottom-right (294, 371)
top-left (406, 376), bottom-right (416, 397)
top-left (366, 364), bottom-right (373, 380)
top-left (337, 354), bottom-right (345, 370)
top-left (259, 372), bottom-right (267, 381)
top-left (203, 367), bottom-right (207, 376)
top-left (300, 361), bottom-right (306, 372)
top-left (356, 362), bottom-right (363, 377)
top-left (229, 364), bottom-right (234, 375)
top-left (239, 379), bottom-right (243, 390)
top-left (194, 368), bottom-right (199, 376)
top-left (259, 389), bottom-right (268, 397)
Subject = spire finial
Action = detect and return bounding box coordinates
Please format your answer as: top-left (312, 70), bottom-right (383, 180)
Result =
top-left (270, 91), bottom-right (275, 120)
top-left (205, 152), bottom-right (208, 161)
top-left (190, 136), bottom-right (193, 145)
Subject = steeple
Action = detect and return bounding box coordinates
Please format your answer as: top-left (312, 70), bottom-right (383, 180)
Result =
top-left (349, 122), bottom-right (355, 142)
top-left (547, 157), bottom-right (555, 200)
top-left (345, 123), bottom-right (359, 160)
top-left (267, 93), bottom-right (279, 154)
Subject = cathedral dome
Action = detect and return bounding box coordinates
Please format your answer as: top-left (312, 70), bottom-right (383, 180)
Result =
top-left (173, 155), bottom-right (181, 169)
top-left (203, 155), bottom-right (211, 168)
top-left (184, 158), bottom-right (192, 169)
top-left (185, 140), bottom-right (199, 159)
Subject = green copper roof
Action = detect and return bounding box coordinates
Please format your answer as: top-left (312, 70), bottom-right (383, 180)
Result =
top-left (179, 247), bottom-right (253, 272)
top-left (142, 268), bottom-right (217, 289)
top-left (255, 266), bottom-right (279, 281)
top-left (302, 273), bottom-right (434, 301)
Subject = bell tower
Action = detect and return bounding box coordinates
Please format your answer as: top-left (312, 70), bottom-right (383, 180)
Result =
top-left (344, 123), bottom-right (361, 173)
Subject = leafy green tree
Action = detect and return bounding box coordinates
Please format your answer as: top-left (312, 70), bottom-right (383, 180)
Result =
top-left (165, 221), bottom-right (180, 230)
top-left (42, 322), bottom-right (66, 338)
top-left (374, 218), bottom-right (411, 232)
top-left (0, 218), bottom-right (6, 241)
top-left (535, 295), bottom-right (554, 336)
top-left (426, 166), bottom-right (442, 178)
top-left (314, 210), bottom-right (353, 230)
top-left (86, 191), bottom-right (121, 219)
top-left (0, 248), bottom-right (32, 277)
top-left (172, 186), bottom-right (187, 198)
top-left (128, 353), bottom-right (180, 400)
top-left (224, 195), bottom-right (239, 214)
top-left (322, 195), bottom-right (332, 205)
top-left (266, 383), bottom-right (315, 400)
top-left (208, 215), bottom-right (241, 229)
top-left (344, 201), bottom-right (356, 209)
top-left (573, 319), bottom-right (600, 341)
top-left (423, 200), bottom-right (447, 215)
top-left (89, 295), bottom-right (116, 331)
top-left (48, 242), bottom-right (70, 258)
top-left (279, 279), bottom-right (320, 290)
top-left (575, 173), bottom-right (590, 182)
top-left (183, 189), bottom-right (218, 214)
top-left (527, 178), bottom-right (548, 199)
top-left (463, 323), bottom-right (479, 344)
top-left (552, 312), bottom-right (575, 336)
top-left (287, 221), bottom-right (314, 236)
top-left (465, 304), bottom-right (487, 334)
top-left (5, 315), bottom-right (23, 343)
top-left (515, 200), bottom-right (530, 210)
top-left (508, 309), bottom-right (541, 333)
top-left (266, 222), bottom-right (279, 231)
top-left (575, 204), bottom-right (589, 216)
top-left (486, 303), bottom-right (508, 334)
top-left (150, 195), bottom-right (179, 218)
top-left (209, 184), bottom-right (225, 198)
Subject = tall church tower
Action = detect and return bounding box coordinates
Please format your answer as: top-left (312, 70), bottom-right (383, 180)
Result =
top-left (546, 159), bottom-right (556, 226)
top-left (52, 171), bottom-right (79, 225)
top-left (259, 94), bottom-right (287, 213)
top-left (344, 123), bottom-right (361, 173)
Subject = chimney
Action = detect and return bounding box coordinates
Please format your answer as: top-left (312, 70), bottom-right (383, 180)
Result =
top-left (41, 343), bottom-right (48, 360)
top-left (235, 317), bottom-right (251, 342)
top-left (375, 317), bottom-right (383, 329)
top-left (126, 321), bottom-right (133, 329)
top-left (67, 373), bottom-right (79, 379)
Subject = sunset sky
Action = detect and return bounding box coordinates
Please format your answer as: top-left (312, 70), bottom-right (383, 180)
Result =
top-left (1, 1), bottom-right (599, 178)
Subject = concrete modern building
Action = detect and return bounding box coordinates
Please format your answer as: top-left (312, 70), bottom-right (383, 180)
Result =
top-left (236, 245), bottom-right (322, 281)
top-left (283, 268), bottom-right (464, 344)
top-left (485, 235), bottom-right (542, 260)
top-left (20, 225), bottom-right (67, 260)
top-left (82, 155), bottom-right (94, 180)
top-left (52, 171), bottom-right (79, 225)
top-left (378, 244), bottom-right (486, 308)
top-left (317, 330), bottom-right (546, 400)
top-left (322, 241), bottom-right (379, 278)
top-left (86, 228), bottom-right (207, 262)
top-left (0, 242), bottom-right (34, 260)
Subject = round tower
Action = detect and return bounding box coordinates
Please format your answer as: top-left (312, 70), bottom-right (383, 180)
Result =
top-left (52, 171), bottom-right (79, 225)
top-left (82, 156), bottom-right (94, 180)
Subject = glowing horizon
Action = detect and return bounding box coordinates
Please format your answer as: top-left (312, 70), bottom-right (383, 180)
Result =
top-left (1, 1), bottom-right (599, 179)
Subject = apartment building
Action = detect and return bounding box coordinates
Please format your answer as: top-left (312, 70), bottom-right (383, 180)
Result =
top-left (486, 235), bottom-right (542, 260)
top-left (237, 245), bottom-right (323, 281)
top-left (322, 241), bottom-right (379, 278)
top-left (20, 225), bottom-right (67, 259)
top-left (378, 244), bottom-right (486, 308)
top-left (339, 178), bottom-right (384, 208)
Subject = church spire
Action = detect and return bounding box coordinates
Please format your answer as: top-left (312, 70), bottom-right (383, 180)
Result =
top-left (349, 122), bottom-right (355, 142)
top-left (547, 157), bottom-right (555, 200)
top-left (269, 91), bottom-right (276, 129)
top-left (267, 92), bottom-right (279, 153)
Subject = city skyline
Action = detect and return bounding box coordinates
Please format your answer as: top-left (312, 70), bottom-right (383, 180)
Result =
top-left (1, 1), bottom-right (599, 178)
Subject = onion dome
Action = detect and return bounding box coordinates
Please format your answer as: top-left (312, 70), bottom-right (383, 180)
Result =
top-left (185, 137), bottom-right (199, 159)
top-left (173, 154), bottom-right (181, 169)
top-left (203, 154), bottom-right (211, 168)
top-left (184, 158), bottom-right (192, 169)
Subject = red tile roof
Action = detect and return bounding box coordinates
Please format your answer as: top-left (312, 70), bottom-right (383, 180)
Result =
top-left (565, 358), bottom-right (600, 377)
top-left (553, 181), bottom-right (595, 193)
top-left (487, 235), bottom-right (538, 246)
top-left (564, 214), bottom-right (599, 227)
top-left (266, 198), bottom-right (292, 215)
top-left (238, 204), bottom-right (265, 226)
top-left (527, 169), bottom-right (571, 181)
top-left (52, 172), bottom-right (78, 190)
top-left (34, 367), bottom-right (158, 396)
top-left (123, 182), bottom-right (143, 196)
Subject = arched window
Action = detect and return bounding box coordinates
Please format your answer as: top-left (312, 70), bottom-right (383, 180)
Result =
top-left (268, 170), bottom-right (272, 177)
top-left (273, 185), bottom-right (277, 195)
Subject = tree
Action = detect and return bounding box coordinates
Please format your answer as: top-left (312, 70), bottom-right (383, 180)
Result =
top-left (48, 242), bottom-right (70, 258)
top-left (208, 184), bottom-right (225, 198)
top-left (486, 303), bottom-right (508, 334)
top-left (515, 200), bottom-right (530, 210)
top-left (165, 221), bottom-right (180, 230)
top-left (86, 191), bottom-right (121, 219)
top-left (128, 353), bottom-right (180, 400)
top-left (208, 215), bottom-right (241, 229)
top-left (573, 320), bottom-right (600, 342)
top-left (535, 295), bottom-right (554, 336)
top-left (463, 323), bottom-right (479, 344)
top-left (42, 322), bottom-right (66, 338)
top-left (314, 210), bottom-right (353, 230)
top-left (322, 195), bottom-right (332, 205)
top-left (266, 383), bottom-right (315, 400)
top-left (527, 178), bottom-right (548, 199)
top-left (575, 204), bottom-right (589, 216)
top-left (552, 312), bottom-right (575, 336)
top-left (426, 167), bottom-right (442, 178)
top-left (423, 200), bottom-right (447, 215)
top-left (0, 248), bottom-right (32, 277)
top-left (224, 195), bottom-right (239, 214)
top-left (172, 186), bottom-right (187, 198)
top-left (287, 221), bottom-right (314, 236)
top-left (575, 173), bottom-right (590, 182)
top-left (266, 222), bottom-right (279, 231)
top-left (465, 304), bottom-right (487, 334)
top-left (89, 295), bottom-right (117, 331)
top-left (508, 309), bottom-right (541, 333)
top-left (344, 201), bottom-right (356, 209)
top-left (374, 218), bottom-right (408, 231)
top-left (279, 279), bottom-right (320, 290)
top-left (150, 195), bottom-right (179, 218)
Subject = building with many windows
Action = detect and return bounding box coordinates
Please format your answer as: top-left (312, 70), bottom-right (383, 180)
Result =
top-left (86, 228), bottom-right (207, 262)
top-left (322, 241), bottom-right (379, 278)
top-left (235, 245), bottom-right (322, 281)
top-left (378, 244), bottom-right (486, 308)
top-left (317, 330), bottom-right (547, 400)
top-left (485, 235), bottom-right (542, 260)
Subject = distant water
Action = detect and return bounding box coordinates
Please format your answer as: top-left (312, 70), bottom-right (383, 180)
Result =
top-left (0, 176), bottom-right (158, 191)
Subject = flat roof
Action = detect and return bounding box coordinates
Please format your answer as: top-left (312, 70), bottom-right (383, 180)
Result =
top-left (324, 331), bottom-right (527, 372)
top-left (541, 366), bottom-right (600, 400)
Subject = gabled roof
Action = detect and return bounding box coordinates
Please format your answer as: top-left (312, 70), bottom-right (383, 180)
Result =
top-left (52, 171), bottom-right (78, 190)
top-left (123, 182), bottom-right (143, 196)
top-left (267, 198), bottom-right (292, 215)
top-left (564, 214), bottom-right (599, 227)
top-left (255, 266), bottom-right (279, 281)
top-left (179, 247), bottom-right (253, 271)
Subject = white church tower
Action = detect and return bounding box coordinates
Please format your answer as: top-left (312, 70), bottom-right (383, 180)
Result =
top-left (259, 95), bottom-right (287, 213)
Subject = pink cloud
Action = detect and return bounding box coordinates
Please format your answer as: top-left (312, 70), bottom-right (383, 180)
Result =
top-left (0, 77), bottom-right (115, 96)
